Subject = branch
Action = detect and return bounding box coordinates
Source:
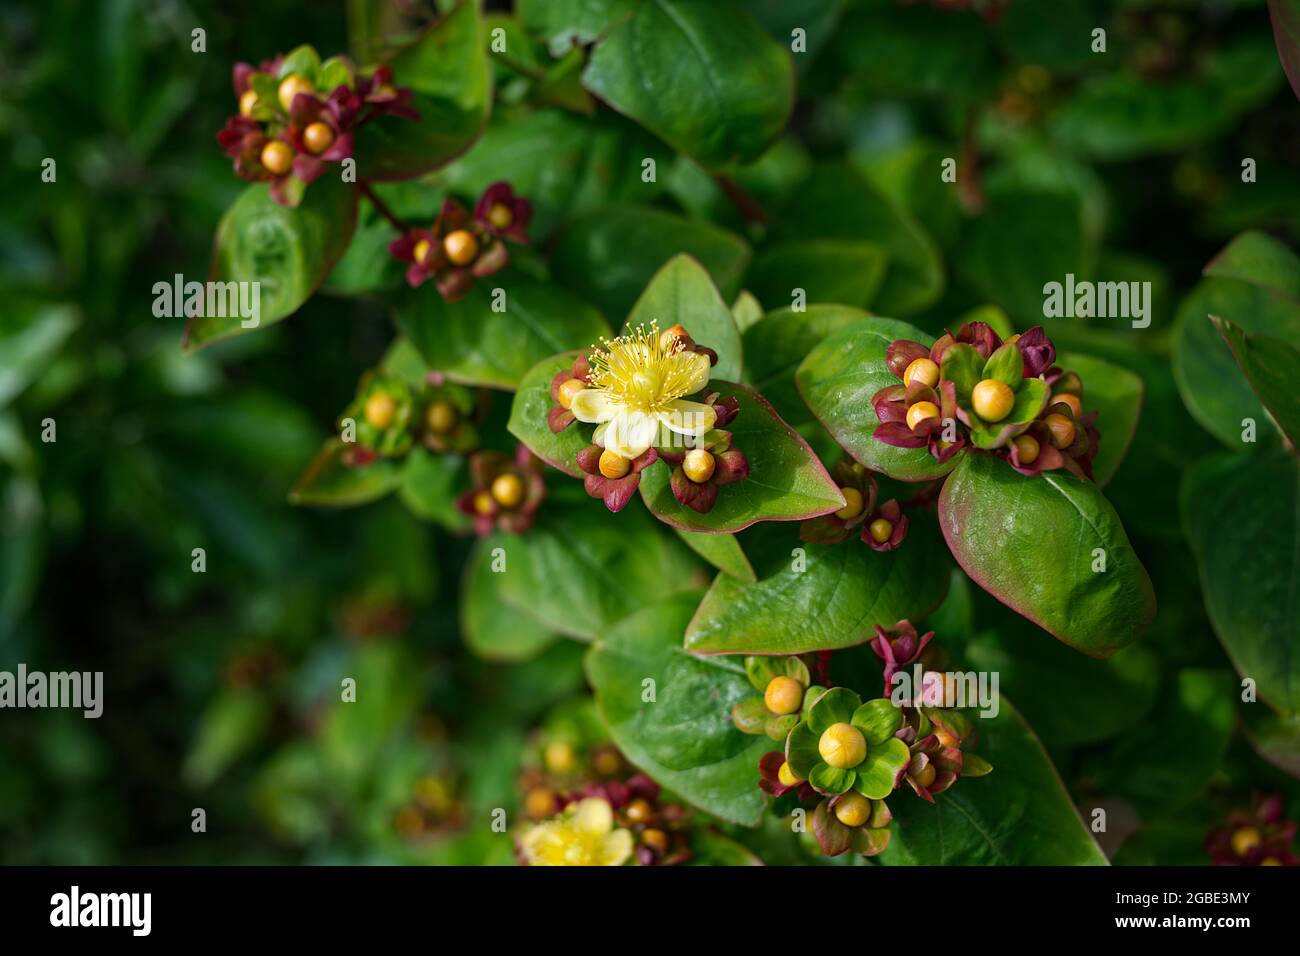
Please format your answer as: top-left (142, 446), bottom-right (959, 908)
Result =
top-left (359, 181), bottom-right (409, 234)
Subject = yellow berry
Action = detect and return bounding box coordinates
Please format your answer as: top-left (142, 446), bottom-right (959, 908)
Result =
top-left (1052, 392), bottom-right (1083, 417)
top-left (642, 828), bottom-right (669, 854)
top-left (277, 73), bottom-right (315, 112)
top-left (364, 392), bottom-right (396, 429)
top-left (302, 120), bottom-right (335, 155)
top-left (835, 486), bottom-right (864, 521)
top-left (238, 89), bottom-right (259, 116)
top-left (599, 449), bottom-right (630, 480)
top-left (913, 762), bottom-right (937, 789)
top-left (491, 473), bottom-right (525, 509)
top-left (683, 448), bottom-right (716, 483)
top-left (413, 238), bottom-right (431, 264)
top-left (971, 379), bottom-right (1015, 422)
top-left (1260, 857), bottom-right (1282, 866)
top-left (834, 792), bottom-right (871, 827)
top-left (764, 676), bottom-right (804, 716)
top-left (868, 518), bottom-right (893, 544)
top-left (906, 400), bottom-right (941, 431)
top-left (1045, 412), bottom-right (1075, 449)
top-left (557, 378), bottom-right (585, 410)
top-left (443, 229), bottom-right (479, 266)
top-left (1005, 333), bottom-right (1021, 345)
top-left (1013, 434), bottom-right (1039, 464)
top-left (819, 722), bottom-right (867, 770)
top-left (592, 748), bottom-right (622, 777)
top-left (625, 798), bottom-right (653, 824)
top-left (259, 140), bottom-right (293, 175)
top-left (777, 762), bottom-right (802, 787)
top-left (903, 357), bottom-right (940, 388)
top-left (1232, 826), bottom-right (1262, 858)
top-left (424, 399), bottom-right (456, 434)
top-left (524, 787), bottom-right (557, 820)
top-left (472, 490), bottom-right (494, 515)
top-left (543, 740), bottom-right (575, 774)
top-left (487, 202), bottom-right (513, 230)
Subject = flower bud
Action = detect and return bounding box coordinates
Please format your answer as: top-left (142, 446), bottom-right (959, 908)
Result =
top-left (913, 761), bottom-right (937, 789)
top-left (641, 828), bottom-right (669, 854)
top-left (543, 740), bottom-right (575, 774)
top-left (777, 762), bottom-right (803, 787)
top-left (557, 378), bottom-right (585, 410)
top-left (524, 787), bottom-right (558, 820)
top-left (472, 490), bottom-right (494, 515)
top-left (487, 203), bottom-right (514, 230)
top-left (903, 357), bottom-right (940, 388)
top-left (835, 486), bottom-right (864, 521)
top-left (277, 73), bottom-right (315, 112)
top-left (1005, 333), bottom-right (1021, 344)
top-left (425, 399), bottom-right (457, 435)
top-left (1012, 433), bottom-right (1039, 464)
top-left (906, 400), bottom-right (940, 431)
top-left (302, 120), bottom-right (335, 155)
top-left (1231, 826), bottom-right (1262, 857)
top-left (1052, 392), bottom-right (1082, 417)
top-left (625, 798), bottom-right (653, 824)
top-left (239, 89), bottom-right (259, 116)
top-left (491, 472), bottom-right (525, 509)
top-left (599, 449), bottom-right (630, 480)
top-left (413, 238), bottom-right (431, 264)
top-left (972, 379), bottom-right (1015, 422)
top-left (1045, 412), bottom-right (1075, 449)
top-left (260, 140), bottom-right (293, 176)
top-left (819, 722), bottom-right (867, 769)
top-left (364, 392), bottom-right (397, 429)
top-left (868, 518), bottom-right (893, 544)
top-left (764, 676), bottom-right (804, 716)
top-left (443, 229), bottom-right (479, 266)
top-left (659, 324), bottom-right (689, 351)
top-left (833, 792), bottom-right (871, 827)
top-left (683, 448), bottom-right (716, 483)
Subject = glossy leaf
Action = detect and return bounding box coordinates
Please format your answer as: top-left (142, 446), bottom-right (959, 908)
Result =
top-left (398, 448), bottom-right (471, 531)
top-left (288, 439), bottom-right (403, 507)
top-left (1058, 351), bottom-right (1143, 487)
top-left (674, 529), bottom-right (756, 582)
top-left (1211, 316), bottom-right (1300, 449)
top-left (624, 254), bottom-right (743, 381)
top-left (879, 701), bottom-right (1108, 865)
top-left (1181, 450), bottom-right (1299, 715)
top-left (461, 537), bottom-right (558, 662)
top-left (796, 317), bottom-right (959, 481)
top-left (743, 304), bottom-right (868, 428)
top-left (582, 0), bottom-right (794, 169)
top-left (938, 453), bottom-right (1155, 658)
top-left (685, 514), bottom-right (951, 655)
top-left (746, 240), bottom-right (888, 311)
top-left (638, 381), bottom-right (845, 532)
top-left (507, 351), bottom-right (589, 478)
top-left (517, 0), bottom-right (636, 56)
top-left (0, 303), bottom-right (78, 409)
top-left (393, 267), bottom-right (609, 391)
top-left (187, 177), bottom-right (358, 350)
top-left (585, 592), bottom-right (771, 825)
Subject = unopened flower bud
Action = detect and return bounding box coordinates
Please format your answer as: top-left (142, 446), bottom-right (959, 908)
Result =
top-left (906, 400), bottom-right (940, 431)
top-left (413, 238), bottom-right (431, 264)
top-left (1012, 433), bottom-right (1039, 464)
top-left (487, 203), bottom-right (513, 230)
top-left (835, 486), bottom-right (864, 520)
top-left (913, 761), bottom-right (937, 789)
top-left (364, 392), bottom-right (397, 429)
top-left (557, 378), bottom-right (585, 409)
top-left (302, 121), bottom-right (335, 155)
top-left (472, 490), bottom-right (494, 515)
top-left (543, 740), bottom-right (575, 774)
top-left (599, 449), bottom-right (630, 480)
top-left (277, 73), bottom-right (315, 112)
top-left (239, 89), bottom-right (259, 116)
top-left (642, 828), bottom-right (669, 854)
top-left (1052, 392), bottom-right (1082, 417)
top-left (443, 229), bottom-right (479, 266)
top-left (683, 448), bottom-right (715, 483)
top-left (1231, 826), bottom-right (1262, 857)
top-left (764, 676), bottom-right (803, 716)
top-left (868, 518), bottom-right (893, 544)
top-left (659, 324), bottom-right (689, 351)
top-left (833, 792), bottom-right (871, 827)
top-left (260, 140), bottom-right (293, 176)
top-left (777, 762), bottom-right (803, 787)
top-left (903, 357), bottom-right (940, 388)
top-left (491, 472), bottom-right (524, 509)
top-left (1045, 412), bottom-right (1075, 449)
top-left (972, 379), bottom-right (1015, 422)
top-left (819, 722), bottom-right (867, 769)
top-left (524, 787), bottom-right (558, 820)
top-left (625, 798), bottom-right (653, 824)
top-left (425, 399), bottom-right (457, 434)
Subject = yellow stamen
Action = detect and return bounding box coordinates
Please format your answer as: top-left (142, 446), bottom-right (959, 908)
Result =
top-left (585, 323), bottom-right (705, 415)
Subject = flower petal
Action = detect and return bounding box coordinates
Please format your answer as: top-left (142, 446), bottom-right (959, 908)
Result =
top-left (658, 399), bottom-right (716, 437)
top-left (602, 410), bottom-right (658, 459)
top-left (675, 350), bottom-right (712, 395)
top-left (570, 388), bottom-right (617, 424)
top-left (572, 797), bottom-right (614, 835)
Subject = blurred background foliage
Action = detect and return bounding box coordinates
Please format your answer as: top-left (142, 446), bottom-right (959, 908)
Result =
top-left (1, 0), bottom-right (1298, 864)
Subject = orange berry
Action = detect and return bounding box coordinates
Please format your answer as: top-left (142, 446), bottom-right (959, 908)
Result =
top-left (364, 392), bottom-right (396, 429)
top-left (443, 229), bottom-right (479, 266)
top-left (763, 676), bottom-right (803, 716)
top-left (972, 379), bottom-right (1015, 422)
top-left (1052, 392), bottom-right (1083, 417)
top-left (599, 449), bottom-right (630, 480)
top-left (238, 89), bottom-right (259, 116)
top-left (277, 73), bottom-right (315, 112)
top-left (903, 357), bottom-right (940, 388)
top-left (834, 792), bottom-right (871, 827)
top-left (683, 448), bottom-right (715, 483)
top-left (1045, 413), bottom-right (1075, 449)
top-left (487, 203), bottom-right (513, 230)
top-left (835, 486), bottom-right (864, 520)
top-left (906, 400), bottom-right (941, 431)
top-left (412, 238), bottom-right (431, 264)
top-left (1012, 434), bottom-right (1040, 464)
top-left (868, 518), bottom-right (893, 543)
top-left (424, 400), bottom-right (456, 434)
top-left (491, 473), bottom-right (525, 509)
top-left (557, 378), bottom-right (585, 409)
top-left (259, 140), bottom-right (293, 175)
top-left (302, 121), bottom-right (335, 155)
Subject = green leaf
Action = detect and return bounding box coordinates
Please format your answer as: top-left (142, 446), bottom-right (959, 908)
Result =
top-left (938, 454), bottom-right (1155, 658)
top-left (774, 164), bottom-right (943, 316)
top-left (1181, 450), bottom-right (1299, 715)
top-left (744, 654), bottom-right (809, 692)
top-left (745, 240), bottom-right (887, 311)
top-left (507, 351), bottom-right (590, 478)
top-left (853, 739), bottom-right (908, 800)
top-left (354, 0), bottom-right (492, 180)
top-left (398, 448), bottom-right (471, 531)
top-left (581, 0), bottom-right (794, 169)
top-left (809, 763), bottom-right (854, 794)
top-left (1273, 0), bottom-right (1300, 101)
top-left (182, 689), bottom-right (272, 788)
top-left (687, 828), bottom-right (764, 865)
top-left (497, 494), bottom-right (703, 641)
top-left (743, 304), bottom-right (869, 427)
top-left (807, 687), bottom-right (859, 732)
top-left (584, 592), bottom-right (771, 825)
top-left (461, 538), bottom-right (558, 662)
top-left (623, 254), bottom-right (743, 381)
top-left (966, 378), bottom-right (1046, 450)
top-left (1211, 315), bottom-right (1300, 449)
top-left (785, 720), bottom-right (821, 778)
top-left (674, 529), bottom-right (756, 582)
top-left (940, 343), bottom-right (984, 404)
top-left (983, 342), bottom-right (1023, 388)
top-left (438, 109), bottom-right (670, 239)
top-left (517, 0), bottom-right (636, 56)
top-left (393, 266), bottom-right (610, 390)
top-left (551, 204), bottom-right (750, 324)
top-left (638, 381), bottom-right (845, 532)
top-left (0, 303), bottom-right (78, 409)
top-left (1058, 351), bottom-right (1143, 488)
top-left (796, 317), bottom-right (959, 481)
top-left (730, 290), bottom-right (764, 334)
top-left (851, 699), bottom-right (902, 745)
top-left (879, 701), bottom-right (1108, 865)
top-left (289, 439), bottom-right (403, 507)
top-left (684, 515), bottom-right (952, 655)
top-left (187, 177), bottom-right (358, 350)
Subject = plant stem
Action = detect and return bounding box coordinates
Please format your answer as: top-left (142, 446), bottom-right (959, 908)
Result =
top-left (714, 173), bottom-right (768, 227)
top-left (359, 180), bottom-right (409, 233)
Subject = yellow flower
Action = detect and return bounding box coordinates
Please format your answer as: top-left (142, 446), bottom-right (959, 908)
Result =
top-left (570, 324), bottom-right (716, 459)
top-left (519, 797), bottom-right (634, 866)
